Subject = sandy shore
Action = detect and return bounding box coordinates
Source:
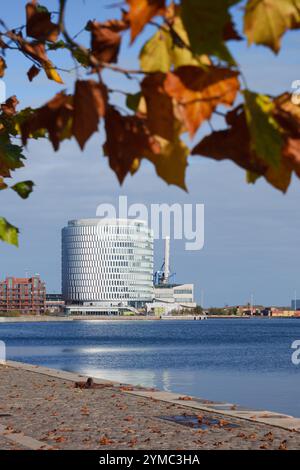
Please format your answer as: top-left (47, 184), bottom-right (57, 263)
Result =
top-left (0, 361), bottom-right (300, 450)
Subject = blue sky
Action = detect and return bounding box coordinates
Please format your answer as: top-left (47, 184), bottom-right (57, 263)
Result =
top-left (1, 0), bottom-right (300, 307)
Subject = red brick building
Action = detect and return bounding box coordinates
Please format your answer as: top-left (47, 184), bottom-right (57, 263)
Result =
top-left (0, 276), bottom-right (46, 315)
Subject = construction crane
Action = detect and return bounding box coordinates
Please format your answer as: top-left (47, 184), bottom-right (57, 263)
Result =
top-left (153, 237), bottom-right (176, 286)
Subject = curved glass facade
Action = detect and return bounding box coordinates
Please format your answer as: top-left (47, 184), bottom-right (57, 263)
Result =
top-left (62, 219), bottom-right (153, 305)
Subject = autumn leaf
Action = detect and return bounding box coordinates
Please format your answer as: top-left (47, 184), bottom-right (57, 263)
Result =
top-left (1, 96), bottom-right (19, 116)
top-left (90, 21), bottom-right (122, 65)
top-left (0, 56), bottom-right (6, 77)
top-left (192, 105), bottom-right (292, 192)
top-left (164, 65), bottom-right (239, 137)
top-left (244, 0), bottom-right (300, 53)
top-left (0, 38), bottom-right (8, 50)
top-left (103, 105), bottom-right (160, 184)
top-left (223, 21), bottom-right (242, 41)
top-left (126, 92), bottom-right (142, 112)
top-left (271, 94), bottom-right (300, 178)
top-left (145, 135), bottom-right (189, 190)
top-left (141, 73), bottom-right (175, 140)
top-left (126, 0), bottom-right (166, 42)
top-left (43, 64), bottom-right (64, 84)
top-left (140, 4), bottom-right (209, 73)
top-left (273, 92), bottom-right (300, 137)
top-left (99, 436), bottom-right (114, 445)
top-left (27, 65), bottom-right (40, 82)
top-left (124, 416), bottom-right (134, 422)
top-left (26, 1), bottom-right (59, 42)
top-left (244, 90), bottom-right (283, 167)
top-left (0, 177), bottom-right (7, 190)
top-left (0, 217), bottom-right (18, 246)
top-left (11, 180), bottom-right (34, 199)
top-left (73, 80), bottom-right (107, 149)
top-left (6, 32), bottom-right (63, 84)
top-left (181, 0), bottom-right (241, 64)
top-left (278, 439), bottom-right (288, 450)
top-left (0, 139), bottom-right (25, 177)
top-left (21, 92), bottom-right (73, 151)
top-left (140, 30), bottom-right (171, 73)
top-left (53, 436), bottom-right (67, 443)
top-left (281, 138), bottom-right (300, 177)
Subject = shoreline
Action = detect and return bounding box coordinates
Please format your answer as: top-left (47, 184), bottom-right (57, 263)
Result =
top-left (0, 360), bottom-right (300, 450)
top-left (0, 315), bottom-right (298, 323)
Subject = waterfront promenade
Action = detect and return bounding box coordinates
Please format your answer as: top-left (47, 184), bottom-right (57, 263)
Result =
top-left (1, 362), bottom-right (300, 450)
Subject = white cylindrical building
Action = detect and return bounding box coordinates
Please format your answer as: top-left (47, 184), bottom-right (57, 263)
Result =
top-left (62, 219), bottom-right (153, 312)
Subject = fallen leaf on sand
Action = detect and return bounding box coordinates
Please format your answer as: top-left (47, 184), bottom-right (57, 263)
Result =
top-left (99, 436), bottom-right (114, 445)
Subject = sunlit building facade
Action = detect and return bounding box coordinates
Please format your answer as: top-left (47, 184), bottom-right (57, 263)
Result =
top-left (62, 218), bottom-right (153, 314)
top-left (0, 276), bottom-right (46, 315)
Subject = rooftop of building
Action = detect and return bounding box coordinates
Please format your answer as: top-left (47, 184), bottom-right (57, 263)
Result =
top-left (67, 218), bottom-right (149, 227)
top-left (0, 276), bottom-right (43, 284)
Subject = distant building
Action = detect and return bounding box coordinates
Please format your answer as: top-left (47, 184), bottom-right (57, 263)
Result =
top-left (154, 283), bottom-right (196, 308)
top-left (45, 294), bottom-right (65, 314)
top-left (291, 299), bottom-right (300, 310)
top-left (271, 309), bottom-right (297, 317)
top-left (146, 301), bottom-right (184, 316)
top-left (0, 276), bottom-right (46, 315)
top-left (62, 218), bottom-right (153, 315)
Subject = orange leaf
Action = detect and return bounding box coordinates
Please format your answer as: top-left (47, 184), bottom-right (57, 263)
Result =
top-left (164, 65), bottom-right (239, 137)
top-left (53, 436), bottom-right (67, 443)
top-left (73, 80), bottom-right (107, 149)
top-left (99, 436), bottom-right (114, 445)
top-left (124, 416), bottom-right (134, 422)
top-left (126, 0), bottom-right (166, 42)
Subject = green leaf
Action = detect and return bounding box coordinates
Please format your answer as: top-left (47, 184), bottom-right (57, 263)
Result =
top-left (126, 92), bottom-right (142, 112)
top-left (36, 5), bottom-right (49, 14)
top-left (72, 48), bottom-right (90, 67)
top-left (0, 138), bottom-right (25, 177)
top-left (140, 30), bottom-right (172, 72)
top-left (244, 0), bottom-right (300, 53)
top-left (181, 0), bottom-right (241, 64)
top-left (11, 180), bottom-right (34, 199)
top-left (47, 39), bottom-right (66, 50)
top-left (0, 217), bottom-right (18, 246)
top-left (139, 11), bottom-right (208, 73)
top-left (246, 170), bottom-right (261, 184)
top-left (146, 135), bottom-right (189, 190)
top-left (244, 90), bottom-right (283, 167)
top-left (168, 12), bottom-right (208, 68)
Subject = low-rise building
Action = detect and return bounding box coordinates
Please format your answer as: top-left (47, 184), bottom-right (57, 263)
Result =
top-left (154, 283), bottom-right (196, 308)
top-left (45, 293), bottom-right (65, 314)
top-left (0, 275), bottom-right (46, 315)
top-left (271, 309), bottom-right (296, 317)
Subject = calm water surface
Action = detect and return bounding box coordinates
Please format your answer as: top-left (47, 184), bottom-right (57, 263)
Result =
top-left (0, 318), bottom-right (299, 416)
